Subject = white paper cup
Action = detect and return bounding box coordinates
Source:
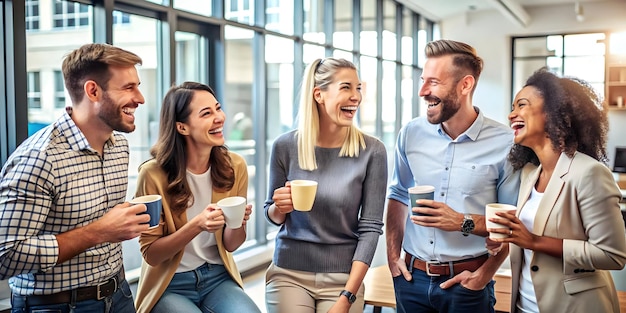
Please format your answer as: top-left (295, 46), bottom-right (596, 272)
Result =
top-left (486, 203), bottom-right (516, 239)
top-left (408, 185), bottom-right (435, 216)
top-left (290, 180), bottom-right (318, 211)
top-left (130, 195), bottom-right (162, 228)
top-left (217, 196), bottom-right (247, 228)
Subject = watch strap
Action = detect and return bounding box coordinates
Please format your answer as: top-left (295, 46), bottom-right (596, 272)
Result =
top-left (339, 290), bottom-right (356, 303)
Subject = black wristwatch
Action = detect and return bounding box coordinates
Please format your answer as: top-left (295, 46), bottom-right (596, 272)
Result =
top-left (461, 214), bottom-right (475, 236)
top-left (339, 290), bottom-right (356, 304)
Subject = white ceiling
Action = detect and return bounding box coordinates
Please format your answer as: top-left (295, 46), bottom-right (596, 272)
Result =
top-left (399, 0), bottom-right (613, 23)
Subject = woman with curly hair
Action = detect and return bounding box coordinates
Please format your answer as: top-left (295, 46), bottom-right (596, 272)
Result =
top-left (133, 82), bottom-right (261, 313)
top-left (488, 68), bottom-right (626, 313)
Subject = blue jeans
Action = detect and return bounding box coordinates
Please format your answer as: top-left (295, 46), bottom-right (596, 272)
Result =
top-left (10, 280), bottom-right (135, 313)
top-left (152, 263), bottom-right (261, 313)
top-left (393, 269), bottom-right (496, 313)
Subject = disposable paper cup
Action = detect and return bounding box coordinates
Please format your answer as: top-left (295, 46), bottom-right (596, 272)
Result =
top-left (290, 180), bottom-right (318, 212)
top-left (130, 195), bottom-right (162, 228)
top-left (217, 196), bottom-right (247, 229)
top-left (486, 203), bottom-right (516, 239)
top-left (408, 185), bottom-right (435, 216)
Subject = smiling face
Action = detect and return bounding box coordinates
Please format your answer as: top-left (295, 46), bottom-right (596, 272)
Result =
top-left (177, 89), bottom-right (225, 149)
top-left (96, 65), bottom-right (144, 133)
top-left (315, 68), bottom-right (362, 128)
top-left (419, 56), bottom-right (462, 124)
top-left (509, 85), bottom-right (548, 149)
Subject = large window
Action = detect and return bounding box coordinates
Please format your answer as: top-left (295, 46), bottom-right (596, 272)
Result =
top-left (113, 12), bottom-right (161, 274)
top-left (512, 33), bottom-right (606, 102)
top-left (224, 25), bottom-right (259, 244)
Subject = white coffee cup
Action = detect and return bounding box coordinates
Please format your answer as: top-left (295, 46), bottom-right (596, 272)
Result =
top-left (485, 203), bottom-right (517, 239)
top-left (217, 196), bottom-right (247, 228)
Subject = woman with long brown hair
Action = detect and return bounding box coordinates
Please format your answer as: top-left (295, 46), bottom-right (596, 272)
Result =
top-left (133, 82), bottom-right (261, 313)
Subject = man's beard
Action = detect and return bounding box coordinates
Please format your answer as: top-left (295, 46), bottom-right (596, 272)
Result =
top-left (99, 92), bottom-right (135, 133)
top-left (426, 91), bottom-right (461, 125)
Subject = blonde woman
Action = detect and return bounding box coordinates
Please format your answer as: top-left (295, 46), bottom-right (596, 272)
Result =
top-left (264, 58), bottom-right (388, 313)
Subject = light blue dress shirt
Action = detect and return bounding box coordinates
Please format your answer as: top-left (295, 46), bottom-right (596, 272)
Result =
top-left (387, 107), bottom-right (520, 262)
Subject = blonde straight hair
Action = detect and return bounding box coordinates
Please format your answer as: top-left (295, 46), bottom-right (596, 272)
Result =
top-left (296, 58), bottom-right (366, 171)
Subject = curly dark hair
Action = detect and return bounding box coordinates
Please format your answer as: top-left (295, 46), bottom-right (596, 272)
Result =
top-left (508, 68), bottom-right (608, 170)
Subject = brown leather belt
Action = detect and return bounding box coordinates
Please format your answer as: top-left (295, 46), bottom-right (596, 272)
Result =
top-left (405, 252), bottom-right (488, 276)
top-left (11, 269), bottom-right (125, 306)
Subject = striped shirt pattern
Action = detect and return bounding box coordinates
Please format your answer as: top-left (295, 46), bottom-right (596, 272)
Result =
top-left (0, 112), bottom-right (129, 295)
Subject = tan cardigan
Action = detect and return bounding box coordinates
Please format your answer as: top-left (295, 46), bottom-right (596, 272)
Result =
top-left (133, 152), bottom-right (248, 313)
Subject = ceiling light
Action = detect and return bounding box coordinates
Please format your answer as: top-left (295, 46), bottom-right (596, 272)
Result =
top-left (575, 2), bottom-right (585, 22)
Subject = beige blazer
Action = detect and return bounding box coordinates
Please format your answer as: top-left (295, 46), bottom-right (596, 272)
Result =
top-left (133, 152), bottom-right (248, 313)
top-left (510, 152), bottom-right (626, 313)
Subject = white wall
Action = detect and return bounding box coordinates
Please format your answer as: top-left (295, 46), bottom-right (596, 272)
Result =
top-left (439, 1), bottom-right (626, 164)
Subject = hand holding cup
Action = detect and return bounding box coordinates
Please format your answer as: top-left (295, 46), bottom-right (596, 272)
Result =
top-left (409, 185), bottom-right (435, 216)
top-left (217, 196), bottom-right (247, 229)
top-left (130, 195), bottom-right (162, 228)
top-left (290, 180), bottom-right (318, 212)
top-left (485, 203), bottom-right (517, 239)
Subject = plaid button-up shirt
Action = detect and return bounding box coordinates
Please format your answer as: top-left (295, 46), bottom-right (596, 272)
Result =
top-left (0, 111), bottom-right (129, 295)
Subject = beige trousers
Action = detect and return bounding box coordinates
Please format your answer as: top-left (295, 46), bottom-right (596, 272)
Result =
top-left (265, 263), bottom-right (365, 313)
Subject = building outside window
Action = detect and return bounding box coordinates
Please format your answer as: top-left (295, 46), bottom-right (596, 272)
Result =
top-left (53, 1), bottom-right (90, 29)
top-left (113, 11), bottom-right (131, 25)
top-left (54, 71), bottom-right (66, 109)
top-left (226, 0), bottom-right (253, 25)
top-left (25, 0), bottom-right (40, 31)
top-left (27, 71), bottom-right (41, 109)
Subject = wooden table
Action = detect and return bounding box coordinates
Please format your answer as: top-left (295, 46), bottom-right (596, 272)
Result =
top-left (494, 272), bottom-right (512, 313)
top-left (363, 265), bottom-right (396, 313)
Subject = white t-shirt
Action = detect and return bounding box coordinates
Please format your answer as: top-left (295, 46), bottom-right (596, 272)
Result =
top-left (516, 187), bottom-right (543, 313)
top-left (177, 168), bottom-right (223, 273)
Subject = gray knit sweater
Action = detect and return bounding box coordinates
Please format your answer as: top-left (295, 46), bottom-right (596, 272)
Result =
top-left (264, 130), bottom-right (388, 273)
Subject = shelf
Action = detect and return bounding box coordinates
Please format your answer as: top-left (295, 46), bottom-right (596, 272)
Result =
top-left (606, 55), bottom-right (626, 113)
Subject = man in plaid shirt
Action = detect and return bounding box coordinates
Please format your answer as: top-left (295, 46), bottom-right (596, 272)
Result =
top-left (0, 43), bottom-right (149, 313)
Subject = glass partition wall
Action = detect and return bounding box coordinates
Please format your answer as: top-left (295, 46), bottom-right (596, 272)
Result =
top-left (0, 0), bottom-right (436, 305)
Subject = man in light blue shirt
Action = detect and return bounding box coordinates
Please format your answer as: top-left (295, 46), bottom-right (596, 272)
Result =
top-left (386, 39), bottom-right (520, 313)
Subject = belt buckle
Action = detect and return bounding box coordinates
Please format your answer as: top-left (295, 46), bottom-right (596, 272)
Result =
top-left (425, 261), bottom-right (441, 277)
top-left (96, 275), bottom-right (118, 300)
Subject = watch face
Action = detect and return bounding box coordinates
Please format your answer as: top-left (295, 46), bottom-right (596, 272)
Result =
top-left (462, 216), bottom-right (475, 234)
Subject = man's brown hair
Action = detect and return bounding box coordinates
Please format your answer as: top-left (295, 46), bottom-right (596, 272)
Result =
top-left (62, 43), bottom-right (142, 104)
